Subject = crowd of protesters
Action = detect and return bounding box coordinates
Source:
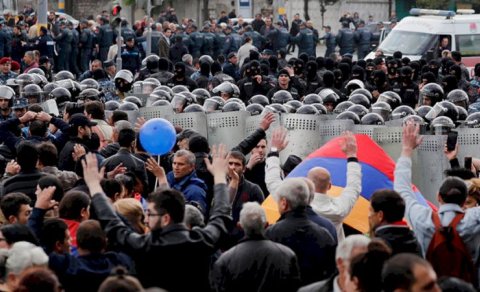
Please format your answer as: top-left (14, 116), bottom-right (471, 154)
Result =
top-left (0, 5), bottom-right (478, 292)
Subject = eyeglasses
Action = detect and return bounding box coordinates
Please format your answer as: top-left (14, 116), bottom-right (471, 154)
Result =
top-left (146, 211), bottom-right (165, 218)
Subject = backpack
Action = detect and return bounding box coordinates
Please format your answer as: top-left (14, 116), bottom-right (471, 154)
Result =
top-left (426, 212), bottom-right (477, 286)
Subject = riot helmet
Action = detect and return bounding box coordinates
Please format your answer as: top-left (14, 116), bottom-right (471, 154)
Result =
top-left (431, 116), bottom-right (455, 134)
top-left (457, 106), bottom-right (468, 121)
top-left (80, 78), bottom-right (100, 90)
top-left (171, 85), bottom-right (189, 94)
top-left (319, 88), bottom-right (340, 112)
top-left (222, 101), bottom-right (246, 112)
top-left (361, 113), bottom-right (385, 125)
top-left (311, 103), bottom-right (328, 114)
top-left (105, 100), bottom-right (121, 111)
top-left (437, 100), bottom-right (459, 122)
top-left (15, 73), bottom-right (34, 86)
top-left (203, 97), bottom-right (224, 113)
top-left (347, 104), bottom-right (369, 118)
top-left (296, 104), bottom-right (319, 115)
top-left (465, 112), bottom-right (480, 128)
top-left (334, 101), bottom-right (354, 114)
top-left (0, 86), bottom-right (15, 108)
top-left (420, 83), bottom-right (444, 106)
top-left (249, 95), bottom-right (270, 106)
top-left (27, 68), bottom-right (45, 76)
top-left (272, 90), bottom-right (293, 104)
top-left (351, 88), bottom-right (373, 101)
top-left (403, 115), bottom-right (427, 126)
top-left (348, 93), bottom-right (370, 108)
top-left (264, 104), bottom-right (288, 114)
top-left (199, 55), bottom-right (214, 65)
top-left (447, 89), bottom-right (468, 109)
top-left (416, 105), bottom-right (432, 121)
top-left (43, 83), bottom-right (59, 96)
top-left (345, 79), bottom-right (365, 95)
top-left (336, 111), bottom-right (361, 124)
top-left (78, 89), bottom-right (102, 102)
top-left (213, 81), bottom-right (240, 100)
top-left (56, 79), bottom-right (80, 99)
top-left (246, 104), bottom-right (265, 116)
top-left (284, 100), bottom-right (303, 113)
top-left (371, 101), bottom-right (392, 121)
top-left (377, 91), bottom-right (402, 110)
top-left (22, 84), bottom-right (43, 104)
top-left (192, 88), bottom-right (211, 105)
top-left (124, 96), bottom-right (143, 108)
top-left (303, 94), bottom-right (323, 105)
top-left (184, 104), bottom-right (205, 113)
top-left (54, 70), bottom-right (75, 81)
top-left (118, 101), bottom-right (139, 111)
top-left (171, 93), bottom-right (194, 113)
top-left (49, 87), bottom-right (71, 109)
top-left (114, 70), bottom-right (134, 92)
top-left (391, 105), bottom-right (415, 120)
top-left (151, 100), bottom-right (172, 107)
top-left (156, 85), bottom-right (174, 99)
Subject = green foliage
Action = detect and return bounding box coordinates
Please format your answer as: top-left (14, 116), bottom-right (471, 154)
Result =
top-left (415, 0), bottom-right (450, 10)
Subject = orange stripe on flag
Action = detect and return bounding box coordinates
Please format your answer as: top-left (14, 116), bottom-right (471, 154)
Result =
top-left (261, 186), bottom-right (371, 234)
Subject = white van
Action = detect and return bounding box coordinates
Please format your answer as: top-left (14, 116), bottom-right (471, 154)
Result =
top-left (366, 9), bottom-right (480, 76)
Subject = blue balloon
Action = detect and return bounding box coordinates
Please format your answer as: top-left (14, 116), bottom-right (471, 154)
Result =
top-left (139, 118), bottom-right (176, 155)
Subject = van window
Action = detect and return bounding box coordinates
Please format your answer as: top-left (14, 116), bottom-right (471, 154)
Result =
top-left (455, 34), bottom-right (480, 57)
top-left (378, 30), bottom-right (436, 55)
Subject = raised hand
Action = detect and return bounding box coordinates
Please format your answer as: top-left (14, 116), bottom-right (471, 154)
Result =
top-left (339, 131), bottom-right (357, 158)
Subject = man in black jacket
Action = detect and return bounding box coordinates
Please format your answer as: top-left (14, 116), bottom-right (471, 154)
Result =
top-left (266, 178), bottom-right (337, 286)
top-left (211, 202), bottom-right (301, 292)
top-left (83, 143), bottom-right (232, 291)
top-left (58, 114), bottom-right (96, 171)
top-left (368, 189), bottom-right (422, 256)
top-left (100, 128), bottom-right (148, 196)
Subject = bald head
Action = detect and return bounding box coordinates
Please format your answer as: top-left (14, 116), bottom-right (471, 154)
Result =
top-left (307, 167), bottom-right (332, 193)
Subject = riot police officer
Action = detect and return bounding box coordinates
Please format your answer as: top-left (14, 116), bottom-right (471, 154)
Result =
top-left (319, 25), bottom-right (336, 58)
top-left (188, 24), bottom-right (204, 59)
top-left (354, 20), bottom-right (372, 60)
top-left (79, 19), bottom-right (94, 73)
top-left (201, 25), bottom-right (215, 57)
top-left (97, 17), bottom-right (114, 62)
top-left (54, 20), bottom-right (73, 72)
top-left (293, 22), bottom-right (316, 57)
top-left (336, 21), bottom-right (354, 56)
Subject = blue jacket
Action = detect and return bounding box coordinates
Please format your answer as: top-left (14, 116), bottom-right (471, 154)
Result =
top-left (167, 171), bottom-right (208, 215)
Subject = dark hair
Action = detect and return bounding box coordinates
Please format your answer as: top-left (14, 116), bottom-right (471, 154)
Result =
top-left (148, 189), bottom-right (185, 224)
top-left (439, 177), bottom-right (468, 205)
top-left (28, 104), bottom-right (43, 113)
top-left (77, 220), bottom-right (106, 254)
top-left (16, 141), bottom-right (38, 172)
top-left (350, 239), bottom-right (392, 292)
top-left (59, 191), bottom-right (91, 221)
top-left (111, 110), bottom-right (129, 124)
top-left (188, 135), bottom-right (210, 153)
top-left (100, 179), bottom-right (122, 201)
top-left (84, 101), bottom-right (105, 120)
top-left (115, 172), bottom-right (135, 196)
top-left (370, 189), bottom-right (405, 223)
top-left (228, 150), bottom-right (246, 167)
top-left (0, 193), bottom-right (31, 220)
top-left (438, 276), bottom-right (476, 292)
top-left (37, 142), bottom-right (58, 167)
top-left (134, 132), bottom-right (146, 152)
top-left (98, 267), bottom-right (143, 292)
top-left (29, 120), bottom-right (48, 137)
top-left (451, 51), bottom-right (462, 62)
top-left (38, 175), bottom-right (64, 202)
top-left (0, 224), bottom-right (38, 245)
top-left (64, 102), bottom-right (85, 118)
top-left (13, 266), bottom-right (61, 292)
top-left (118, 128), bottom-right (136, 148)
top-left (41, 218), bottom-right (68, 254)
top-left (382, 253), bottom-right (431, 292)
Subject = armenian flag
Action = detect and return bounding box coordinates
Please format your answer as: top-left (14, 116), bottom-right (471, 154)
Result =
top-left (262, 134), bottom-right (436, 233)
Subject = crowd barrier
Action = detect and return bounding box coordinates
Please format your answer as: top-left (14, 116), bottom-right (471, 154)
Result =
top-left (125, 107), bottom-right (474, 203)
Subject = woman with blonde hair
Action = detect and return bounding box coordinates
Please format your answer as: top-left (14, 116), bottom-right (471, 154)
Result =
top-left (113, 198), bottom-right (147, 234)
top-left (465, 178), bottom-right (480, 209)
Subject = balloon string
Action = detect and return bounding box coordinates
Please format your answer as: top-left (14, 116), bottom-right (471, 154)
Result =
top-left (154, 155), bottom-right (160, 191)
